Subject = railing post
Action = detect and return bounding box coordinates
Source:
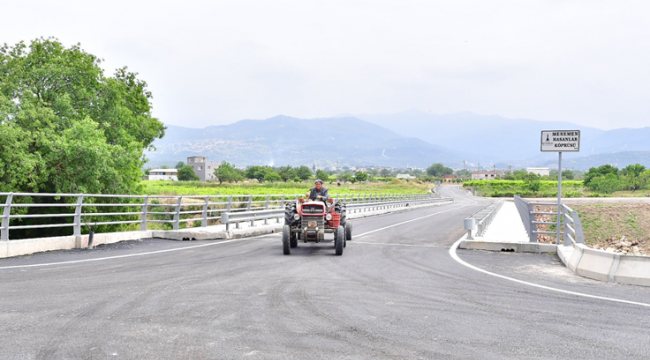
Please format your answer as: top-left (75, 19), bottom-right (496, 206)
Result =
top-left (280, 195), bottom-right (286, 208)
top-left (527, 202), bottom-right (537, 243)
top-left (1, 193), bottom-right (13, 241)
top-left (226, 196), bottom-right (233, 211)
top-left (202, 196), bottom-right (209, 227)
top-left (247, 196), bottom-right (252, 211)
top-left (173, 196), bottom-right (183, 230)
top-left (73, 194), bottom-right (84, 236)
top-left (572, 210), bottom-right (585, 244)
top-left (140, 196), bottom-right (149, 231)
top-left (264, 195), bottom-right (270, 210)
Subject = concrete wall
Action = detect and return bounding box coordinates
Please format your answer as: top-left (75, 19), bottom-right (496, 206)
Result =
top-left (0, 231), bottom-right (153, 259)
top-left (557, 244), bottom-right (650, 287)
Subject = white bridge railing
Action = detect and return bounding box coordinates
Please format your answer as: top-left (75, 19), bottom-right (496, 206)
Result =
top-left (0, 192), bottom-right (444, 241)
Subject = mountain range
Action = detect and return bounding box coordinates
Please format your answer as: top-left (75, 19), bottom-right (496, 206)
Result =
top-left (146, 111), bottom-right (650, 170)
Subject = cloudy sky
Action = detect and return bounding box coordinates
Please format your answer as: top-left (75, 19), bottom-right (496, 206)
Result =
top-left (3, 0), bottom-right (649, 129)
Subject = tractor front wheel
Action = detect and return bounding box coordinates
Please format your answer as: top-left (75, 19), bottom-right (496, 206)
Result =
top-left (345, 222), bottom-right (353, 241)
top-left (335, 226), bottom-right (345, 255)
top-left (282, 225), bottom-right (291, 255)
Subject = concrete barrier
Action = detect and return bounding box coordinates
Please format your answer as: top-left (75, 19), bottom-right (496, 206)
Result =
top-left (614, 255), bottom-right (650, 286)
top-left (89, 231), bottom-right (153, 247)
top-left (574, 246), bottom-right (617, 282)
top-left (1, 236), bottom-right (76, 259)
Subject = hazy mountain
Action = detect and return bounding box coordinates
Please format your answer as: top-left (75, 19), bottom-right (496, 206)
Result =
top-left (354, 110), bottom-right (607, 163)
top-left (147, 115), bottom-right (465, 168)
top-left (539, 151), bottom-right (650, 170)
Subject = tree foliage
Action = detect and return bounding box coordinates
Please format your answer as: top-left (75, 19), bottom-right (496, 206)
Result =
top-left (177, 166), bottom-right (200, 181)
top-left (215, 162), bottom-right (244, 184)
top-left (316, 169), bottom-right (330, 182)
top-left (354, 171), bottom-right (369, 182)
top-left (0, 38), bottom-right (165, 194)
top-left (583, 165), bottom-right (619, 186)
top-left (295, 166), bottom-right (312, 181)
top-left (426, 163), bottom-right (453, 177)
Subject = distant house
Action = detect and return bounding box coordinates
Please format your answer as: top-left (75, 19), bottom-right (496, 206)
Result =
top-left (526, 167), bottom-right (550, 177)
top-left (471, 171), bottom-right (505, 180)
top-left (148, 169), bottom-right (178, 181)
top-left (443, 174), bottom-right (456, 182)
top-left (187, 156), bottom-right (221, 181)
top-left (396, 174), bottom-right (416, 180)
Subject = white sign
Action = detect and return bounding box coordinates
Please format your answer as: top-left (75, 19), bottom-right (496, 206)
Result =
top-left (540, 130), bottom-right (581, 152)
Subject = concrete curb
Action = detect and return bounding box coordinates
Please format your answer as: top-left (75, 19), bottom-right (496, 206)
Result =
top-left (459, 239), bottom-right (557, 254)
top-left (557, 244), bottom-right (650, 286)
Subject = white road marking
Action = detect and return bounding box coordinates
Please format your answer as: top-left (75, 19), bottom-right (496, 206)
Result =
top-left (449, 238), bottom-right (650, 308)
top-left (0, 235), bottom-right (273, 270)
top-left (355, 203), bottom-right (474, 238)
top-left (353, 241), bottom-right (442, 248)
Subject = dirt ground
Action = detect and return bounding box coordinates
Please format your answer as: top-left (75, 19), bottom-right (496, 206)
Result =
top-left (533, 203), bottom-right (650, 255)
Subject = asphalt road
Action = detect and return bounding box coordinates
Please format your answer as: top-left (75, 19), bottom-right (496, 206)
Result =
top-left (1, 186), bottom-right (649, 359)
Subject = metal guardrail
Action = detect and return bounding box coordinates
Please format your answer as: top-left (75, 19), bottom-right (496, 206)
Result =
top-left (0, 192), bottom-right (445, 240)
top-left (513, 195), bottom-right (585, 245)
top-left (463, 199), bottom-right (504, 239)
top-left (219, 195), bottom-right (454, 231)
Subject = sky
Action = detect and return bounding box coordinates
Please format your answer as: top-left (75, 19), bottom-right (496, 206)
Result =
top-left (2, 0), bottom-right (649, 130)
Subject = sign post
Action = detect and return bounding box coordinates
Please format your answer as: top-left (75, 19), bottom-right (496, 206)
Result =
top-left (540, 130), bottom-right (580, 245)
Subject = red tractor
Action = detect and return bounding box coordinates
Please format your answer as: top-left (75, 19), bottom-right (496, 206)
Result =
top-left (282, 197), bottom-right (353, 255)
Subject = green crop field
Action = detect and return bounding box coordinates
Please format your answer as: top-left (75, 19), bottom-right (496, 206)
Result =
top-left (462, 180), bottom-right (585, 197)
top-left (140, 180), bottom-right (434, 196)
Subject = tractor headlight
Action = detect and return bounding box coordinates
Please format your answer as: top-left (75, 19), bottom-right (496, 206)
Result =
top-left (294, 214), bottom-right (301, 221)
top-left (325, 214), bottom-right (332, 220)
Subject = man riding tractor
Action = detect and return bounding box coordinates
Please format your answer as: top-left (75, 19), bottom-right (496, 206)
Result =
top-left (282, 179), bottom-right (352, 255)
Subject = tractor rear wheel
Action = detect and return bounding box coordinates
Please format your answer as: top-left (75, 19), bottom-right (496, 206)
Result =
top-left (335, 226), bottom-right (345, 255)
top-left (282, 225), bottom-right (291, 255)
top-left (284, 203), bottom-right (297, 226)
top-left (335, 203), bottom-right (347, 226)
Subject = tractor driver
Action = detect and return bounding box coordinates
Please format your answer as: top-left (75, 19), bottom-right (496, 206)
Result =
top-left (306, 179), bottom-right (329, 204)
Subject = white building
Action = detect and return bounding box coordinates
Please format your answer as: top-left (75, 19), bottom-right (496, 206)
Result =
top-left (471, 171), bottom-right (505, 180)
top-left (187, 156), bottom-right (221, 181)
top-left (396, 174), bottom-right (416, 180)
top-left (526, 167), bottom-right (550, 177)
top-left (148, 169), bottom-right (178, 181)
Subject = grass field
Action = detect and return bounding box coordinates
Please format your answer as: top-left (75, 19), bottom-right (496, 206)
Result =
top-left (462, 180), bottom-right (585, 197)
top-left (140, 179), bottom-right (435, 196)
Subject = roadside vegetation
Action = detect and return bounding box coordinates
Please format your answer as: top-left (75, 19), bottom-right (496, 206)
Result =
top-left (463, 163), bottom-right (650, 198)
top-left (141, 179), bottom-right (434, 196)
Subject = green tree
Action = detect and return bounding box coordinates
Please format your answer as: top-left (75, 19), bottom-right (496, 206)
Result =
top-left (588, 173), bottom-right (621, 194)
top-left (277, 165), bottom-right (296, 182)
top-left (380, 168), bottom-right (392, 177)
top-left (562, 169), bottom-right (575, 180)
top-left (426, 163), bottom-right (453, 177)
top-left (583, 165), bottom-right (619, 186)
top-left (178, 165), bottom-right (199, 181)
top-left (215, 162), bottom-right (244, 184)
top-left (620, 164), bottom-right (647, 192)
top-left (264, 170), bottom-right (282, 183)
top-left (175, 161), bottom-right (185, 169)
top-left (296, 166), bottom-right (312, 181)
top-left (354, 171), bottom-right (369, 182)
top-left (339, 171), bottom-right (352, 183)
top-left (0, 38), bottom-right (165, 194)
top-left (246, 166), bottom-right (269, 182)
top-left (316, 169), bottom-right (330, 182)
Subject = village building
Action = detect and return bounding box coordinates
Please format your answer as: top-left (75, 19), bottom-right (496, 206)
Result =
top-left (470, 171), bottom-right (505, 180)
top-left (187, 156), bottom-right (221, 181)
top-left (148, 169), bottom-right (178, 181)
top-left (526, 167), bottom-right (550, 177)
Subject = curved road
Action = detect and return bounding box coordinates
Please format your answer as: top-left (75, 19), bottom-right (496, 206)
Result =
top-left (1, 186), bottom-right (649, 359)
